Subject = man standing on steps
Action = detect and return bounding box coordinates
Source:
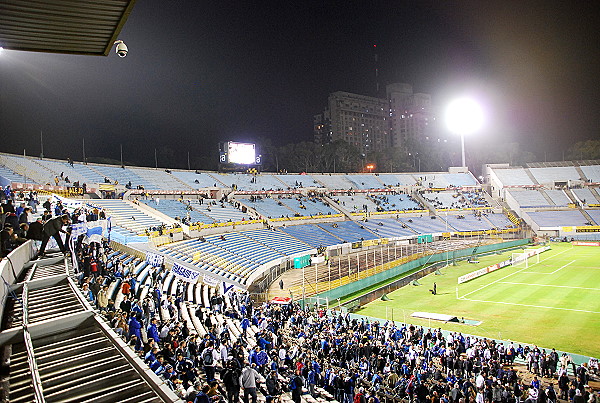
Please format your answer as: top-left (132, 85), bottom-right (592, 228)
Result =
top-left (37, 214), bottom-right (70, 257)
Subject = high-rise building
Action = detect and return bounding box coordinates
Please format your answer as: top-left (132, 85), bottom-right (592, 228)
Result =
top-left (314, 91), bottom-right (389, 154)
top-left (387, 83), bottom-right (436, 149)
top-left (314, 84), bottom-right (436, 153)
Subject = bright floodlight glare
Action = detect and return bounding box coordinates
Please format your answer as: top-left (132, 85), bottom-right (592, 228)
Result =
top-left (445, 98), bottom-right (484, 135)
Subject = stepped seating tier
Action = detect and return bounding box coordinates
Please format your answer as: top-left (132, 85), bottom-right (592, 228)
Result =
top-left (210, 172), bottom-right (286, 191)
top-left (343, 174), bottom-right (385, 189)
top-left (507, 190), bottom-right (553, 208)
top-left (526, 210), bottom-right (590, 227)
top-left (400, 216), bottom-right (449, 234)
top-left (316, 221), bottom-right (378, 243)
top-left (242, 229), bottom-right (313, 256)
top-left (90, 199), bottom-right (167, 234)
top-left (191, 201), bottom-right (251, 223)
top-left (361, 219), bottom-right (416, 238)
top-left (278, 224), bottom-right (344, 248)
top-left (140, 199), bottom-right (206, 222)
top-left (493, 168), bottom-right (535, 187)
top-left (332, 195), bottom-right (379, 213)
top-left (580, 165), bottom-right (600, 183)
top-left (274, 174), bottom-right (324, 189)
top-left (544, 190), bottom-right (571, 206)
top-left (444, 214), bottom-right (494, 232)
top-left (529, 166), bottom-right (580, 184)
top-left (170, 171), bottom-right (222, 188)
top-left (244, 197), bottom-right (296, 218)
top-left (130, 168), bottom-right (192, 190)
top-left (278, 197), bottom-right (334, 216)
top-left (377, 173), bottom-right (417, 187)
top-left (91, 165), bottom-right (153, 189)
top-left (572, 188), bottom-right (597, 205)
top-left (310, 174), bottom-right (355, 190)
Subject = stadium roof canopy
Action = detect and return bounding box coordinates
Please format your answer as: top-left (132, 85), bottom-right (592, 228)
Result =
top-left (0, 0), bottom-right (136, 56)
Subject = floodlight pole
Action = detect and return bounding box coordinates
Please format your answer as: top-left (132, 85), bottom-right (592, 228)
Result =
top-left (460, 133), bottom-right (466, 168)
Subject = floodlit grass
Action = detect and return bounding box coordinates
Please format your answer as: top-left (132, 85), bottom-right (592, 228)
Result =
top-left (356, 242), bottom-right (600, 358)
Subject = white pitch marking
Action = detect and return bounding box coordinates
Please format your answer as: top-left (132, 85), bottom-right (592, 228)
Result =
top-left (500, 281), bottom-right (600, 291)
top-left (459, 247), bottom-right (574, 300)
top-left (458, 296), bottom-right (600, 314)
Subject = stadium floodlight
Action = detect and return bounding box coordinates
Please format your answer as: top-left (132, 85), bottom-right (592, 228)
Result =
top-left (445, 97), bottom-right (484, 167)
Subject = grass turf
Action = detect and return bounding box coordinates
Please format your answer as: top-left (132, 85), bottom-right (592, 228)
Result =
top-left (355, 242), bottom-right (600, 358)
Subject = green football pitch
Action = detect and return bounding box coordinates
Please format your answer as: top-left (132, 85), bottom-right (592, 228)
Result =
top-left (355, 242), bottom-right (600, 358)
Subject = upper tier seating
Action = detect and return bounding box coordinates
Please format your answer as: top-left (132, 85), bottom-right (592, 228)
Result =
top-left (311, 174), bottom-right (355, 190)
top-left (243, 197), bottom-right (296, 218)
top-left (170, 171), bottom-right (222, 188)
top-left (493, 168), bottom-right (535, 187)
top-left (584, 210), bottom-right (600, 225)
top-left (444, 214), bottom-right (494, 232)
top-left (422, 192), bottom-right (469, 209)
top-left (90, 199), bottom-right (168, 234)
top-left (360, 218), bottom-right (416, 238)
top-left (190, 200), bottom-right (251, 223)
top-left (368, 193), bottom-right (422, 211)
top-left (580, 165), bottom-right (600, 183)
top-left (525, 210), bottom-right (590, 227)
top-left (210, 173), bottom-right (287, 191)
top-left (571, 188), bottom-right (599, 206)
top-left (274, 174), bottom-right (324, 189)
top-left (316, 221), bottom-right (379, 243)
top-left (278, 224), bottom-right (344, 247)
top-left (130, 168), bottom-right (192, 191)
top-left (544, 190), bottom-right (571, 206)
top-left (399, 216), bottom-right (449, 234)
top-left (343, 174), bottom-right (385, 189)
top-left (0, 166), bottom-right (31, 182)
top-left (242, 229), bottom-right (312, 256)
top-left (140, 199), bottom-right (206, 222)
top-left (377, 174), bottom-right (418, 187)
top-left (91, 165), bottom-right (154, 189)
top-left (332, 195), bottom-right (379, 213)
top-left (276, 196), bottom-right (335, 216)
top-left (507, 190), bottom-right (553, 208)
top-left (529, 167), bottom-right (580, 184)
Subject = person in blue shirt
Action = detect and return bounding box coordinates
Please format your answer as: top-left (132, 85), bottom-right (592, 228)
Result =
top-left (147, 317), bottom-right (160, 343)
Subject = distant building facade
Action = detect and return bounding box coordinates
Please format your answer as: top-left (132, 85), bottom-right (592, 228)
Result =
top-left (315, 83), bottom-right (437, 153)
top-left (314, 91), bottom-right (389, 154)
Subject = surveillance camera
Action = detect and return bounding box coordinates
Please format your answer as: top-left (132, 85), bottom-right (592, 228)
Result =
top-left (114, 40), bottom-right (128, 58)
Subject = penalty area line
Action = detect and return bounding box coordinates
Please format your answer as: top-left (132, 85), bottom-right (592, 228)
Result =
top-left (500, 281), bottom-right (600, 291)
top-left (457, 296), bottom-right (600, 314)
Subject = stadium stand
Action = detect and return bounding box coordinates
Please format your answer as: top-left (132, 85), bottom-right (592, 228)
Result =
top-left (544, 189), bottom-right (572, 206)
top-left (525, 210), bottom-right (591, 227)
top-left (278, 223), bottom-right (344, 247)
top-left (507, 190), bottom-right (554, 208)
top-left (130, 167), bottom-right (193, 191)
top-left (273, 174), bottom-right (324, 189)
top-left (170, 170), bottom-right (222, 188)
top-left (376, 173), bottom-right (417, 186)
top-left (399, 215), bottom-right (449, 234)
top-left (343, 174), bottom-right (385, 189)
top-left (571, 188), bottom-right (600, 205)
top-left (90, 199), bottom-right (170, 234)
top-left (310, 174), bottom-right (355, 190)
top-left (529, 166), bottom-right (581, 185)
top-left (190, 200), bottom-right (251, 223)
top-left (492, 167), bottom-right (535, 187)
top-left (316, 221), bottom-right (379, 243)
top-left (580, 165), bottom-right (600, 183)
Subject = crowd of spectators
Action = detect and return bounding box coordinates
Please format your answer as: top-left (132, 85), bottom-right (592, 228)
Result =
top-left (71, 235), bottom-right (599, 403)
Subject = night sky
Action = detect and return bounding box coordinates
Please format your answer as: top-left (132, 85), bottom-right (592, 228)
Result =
top-left (0, 1), bottom-right (598, 168)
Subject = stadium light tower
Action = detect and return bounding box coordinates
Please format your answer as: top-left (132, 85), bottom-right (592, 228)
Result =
top-left (445, 97), bottom-right (484, 168)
